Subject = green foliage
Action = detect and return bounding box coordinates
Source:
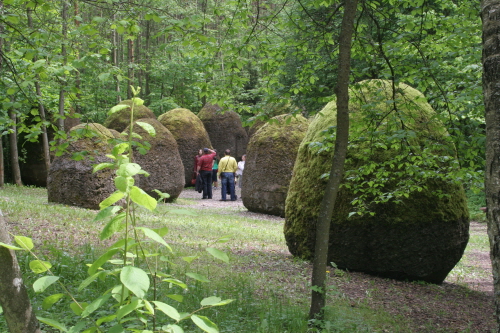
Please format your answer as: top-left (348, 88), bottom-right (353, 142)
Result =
top-left (1, 87), bottom-right (233, 332)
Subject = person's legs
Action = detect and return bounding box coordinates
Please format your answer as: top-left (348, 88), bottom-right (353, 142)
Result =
top-left (200, 170), bottom-right (212, 199)
top-left (228, 173), bottom-right (236, 201)
top-left (212, 169), bottom-right (218, 188)
top-left (220, 174), bottom-right (228, 200)
top-left (238, 174), bottom-right (242, 188)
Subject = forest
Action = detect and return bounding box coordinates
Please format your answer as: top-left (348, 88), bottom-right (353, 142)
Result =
top-left (0, 0), bottom-right (496, 332)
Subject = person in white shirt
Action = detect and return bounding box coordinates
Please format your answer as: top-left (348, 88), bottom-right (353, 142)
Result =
top-left (236, 154), bottom-right (246, 189)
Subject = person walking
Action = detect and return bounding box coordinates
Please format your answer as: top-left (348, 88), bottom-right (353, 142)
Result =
top-left (192, 149), bottom-right (203, 185)
top-left (212, 150), bottom-right (219, 189)
top-left (196, 148), bottom-right (216, 199)
top-left (217, 149), bottom-right (238, 201)
top-left (236, 154), bottom-right (246, 189)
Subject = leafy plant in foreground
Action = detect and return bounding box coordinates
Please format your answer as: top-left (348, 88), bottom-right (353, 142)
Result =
top-left (0, 87), bottom-right (233, 333)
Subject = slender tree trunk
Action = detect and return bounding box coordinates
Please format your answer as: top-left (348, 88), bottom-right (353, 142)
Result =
top-left (0, 210), bottom-right (41, 333)
top-left (8, 106), bottom-right (22, 186)
top-left (112, 12), bottom-right (121, 102)
top-left (144, 19), bottom-right (151, 103)
top-left (482, 1), bottom-right (500, 330)
top-left (127, 38), bottom-right (134, 98)
top-left (0, 0), bottom-right (4, 186)
top-left (73, 0), bottom-right (82, 114)
top-left (27, 8), bottom-right (51, 172)
top-left (58, 0), bottom-right (68, 135)
top-left (309, 0), bottom-right (358, 321)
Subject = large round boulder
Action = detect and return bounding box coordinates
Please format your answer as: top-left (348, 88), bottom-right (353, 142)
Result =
top-left (284, 80), bottom-right (470, 284)
top-left (242, 114), bottom-right (309, 217)
top-left (198, 103), bottom-right (248, 159)
top-left (125, 118), bottom-right (184, 201)
top-left (103, 100), bottom-right (156, 132)
top-left (158, 108), bottom-right (212, 186)
top-left (47, 123), bottom-right (115, 209)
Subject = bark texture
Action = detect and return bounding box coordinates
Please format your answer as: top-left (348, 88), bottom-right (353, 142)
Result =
top-left (309, 0), bottom-right (357, 320)
top-left (482, 1), bottom-right (500, 328)
top-left (0, 210), bottom-right (41, 333)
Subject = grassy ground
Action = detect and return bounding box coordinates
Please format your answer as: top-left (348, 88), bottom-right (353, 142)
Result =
top-left (0, 185), bottom-right (495, 332)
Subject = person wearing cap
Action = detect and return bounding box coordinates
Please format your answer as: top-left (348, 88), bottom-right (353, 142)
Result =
top-left (217, 149), bottom-right (238, 201)
top-left (196, 148), bottom-right (216, 199)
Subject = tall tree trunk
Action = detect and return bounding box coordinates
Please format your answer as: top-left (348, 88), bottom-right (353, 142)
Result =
top-left (8, 106), bottom-right (22, 186)
top-left (58, 0), bottom-right (68, 135)
top-left (0, 0), bottom-right (4, 187)
top-left (27, 8), bottom-right (51, 172)
top-left (144, 19), bottom-right (151, 103)
top-left (482, 0), bottom-right (500, 329)
top-left (0, 210), bottom-right (41, 333)
top-left (112, 12), bottom-right (121, 103)
top-left (309, 0), bottom-right (358, 321)
top-left (127, 38), bottom-right (134, 99)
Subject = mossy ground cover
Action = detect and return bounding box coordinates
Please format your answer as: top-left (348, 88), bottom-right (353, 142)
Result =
top-left (0, 185), bottom-right (494, 332)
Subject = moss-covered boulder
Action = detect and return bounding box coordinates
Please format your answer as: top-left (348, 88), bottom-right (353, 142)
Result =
top-left (247, 102), bottom-right (300, 139)
top-left (242, 115), bottom-right (309, 217)
top-left (47, 123), bottom-right (115, 209)
top-left (284, 80), bottom-right (470, 284)
top-left (103, 100), bottom-right (156, 132)
top-left (125, 118), bottom-right (184, 201)
top-left (158, 108), bottom-right (212, 186)
top-left (198, 103), bottom-right (248, 159)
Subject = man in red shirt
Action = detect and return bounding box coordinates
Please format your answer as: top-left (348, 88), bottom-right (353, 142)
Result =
top-left (196, 148), bottom-right (216, 199)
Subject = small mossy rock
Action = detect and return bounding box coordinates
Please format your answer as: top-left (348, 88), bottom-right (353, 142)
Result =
top-left (47, 123), bottom-right (115, 209)
top-left (125, 118), bottom-right (184, 201)
top-left (284, 80), bottom-right (470, 284)
top-left (103, 100), bottom-right (156, 132)
top-left (242, 115), bottom-right (309, 217)
top-left (158, 108), bottom-right (212, 186)
top-left (198, 103), bottom-right (248, 159)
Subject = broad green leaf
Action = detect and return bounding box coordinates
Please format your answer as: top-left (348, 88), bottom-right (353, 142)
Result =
top-left (42, 293), bottom-right (65, 310)
top-left (0, 241), bottom-right (23, 250)
top-left (216, 235), bottom-right (231, 243)
top-left (93, 162), bottom-right (114, 173)
top-left (88, 248), bottom-right (119, 275)
top-left (96, 314), bottom-right (116, 326)
top-left (116, 163), bottom-right (141, 177)
top-left (81, 294), bottom-right (112, 318)
top-left (100, 212), bottom-right (126, 240)
top-left (206, 248), bottom-right (229, 263)
top-left (185, 272), bottom-right (210, 283)
top-left (144, 299), bottom-right (155, 314)
top-left (98, 73), bottom-right (111, 81)
top-left (93, 206), bottom-right (121, 222)
top-left (115, 176), bottom-right (134, 192)
top-left (121, 266), bottom-right (150, 299)
top-left (108, 324), bottom-right (125, 333)
top-left (182, 256), bottom-right (198, 263)
top-left (30, 260), bottom-right (52, 273)
top-left (67, 321), bottom-right (87, 333)
top-left (201, 297), bottom-right (233, 307)
top-left (37, 317), bottom-right (68, 332)
top-left (191, 315), bottom-right (219, 333)
top-left (33, 276), bottom-right (59, 293)
top-left (116, 299), bottom-right (141, 320)
top-left (153, 301), bottom-right (180, 321)
top-left (136, 121), bottom-right (156, 137)
top-left (14, 236), bottom-right (34, 251)
top-left (132, 97), bottom-right (143, 106)
top-left (70, 302), bottom-right (88, 316)
top-left (136, 227), bottom-right (169, 248)
top-left (111, 284), bottom-right (130, 303)
top-left (162, 278), bottom-right (187, 289)
top-left (200, 296), bottom-right (222, 306)
top-left (162, 324), bottom-right (184, 333)
top-left (109, 104), bottom-right (130, 115)
top-left (78, 271), bottom-right (104, 291)
top-left (112, 142), bottom-right (129, 156)
top-left (167, 294), bottom-right (184, 302)
top-left (130, 186), bottom-right (157, 211)
top-left (99, 191), bottom-right (125, 210)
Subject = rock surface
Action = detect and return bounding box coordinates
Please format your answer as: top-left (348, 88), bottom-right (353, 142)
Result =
top-left (158, 108), bottom-right (212, 186)
top-left (284, 80), bottom-right (470, 283)
top-left (47, 123), bottom-right (115, 209)
top-left (242, 114), bottom-right (309, 217)
top-left (103, 100), bottom-right (156, 132)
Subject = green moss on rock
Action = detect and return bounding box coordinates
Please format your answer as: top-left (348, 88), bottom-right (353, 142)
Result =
top-left (198, 103), bottom-right (248, 160)
top-left (103, 100), bottom-right (156, 132)
top-left (284, 80), bottom-right (470, 283)
top-left (158, 108), bottom-right (212, 186)
top-left (124, 118), bottom-right (184, 201)
top-left (47, 123), bottom-right (115, 209)
top-left (243, 114), bottom-right (309, 217)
